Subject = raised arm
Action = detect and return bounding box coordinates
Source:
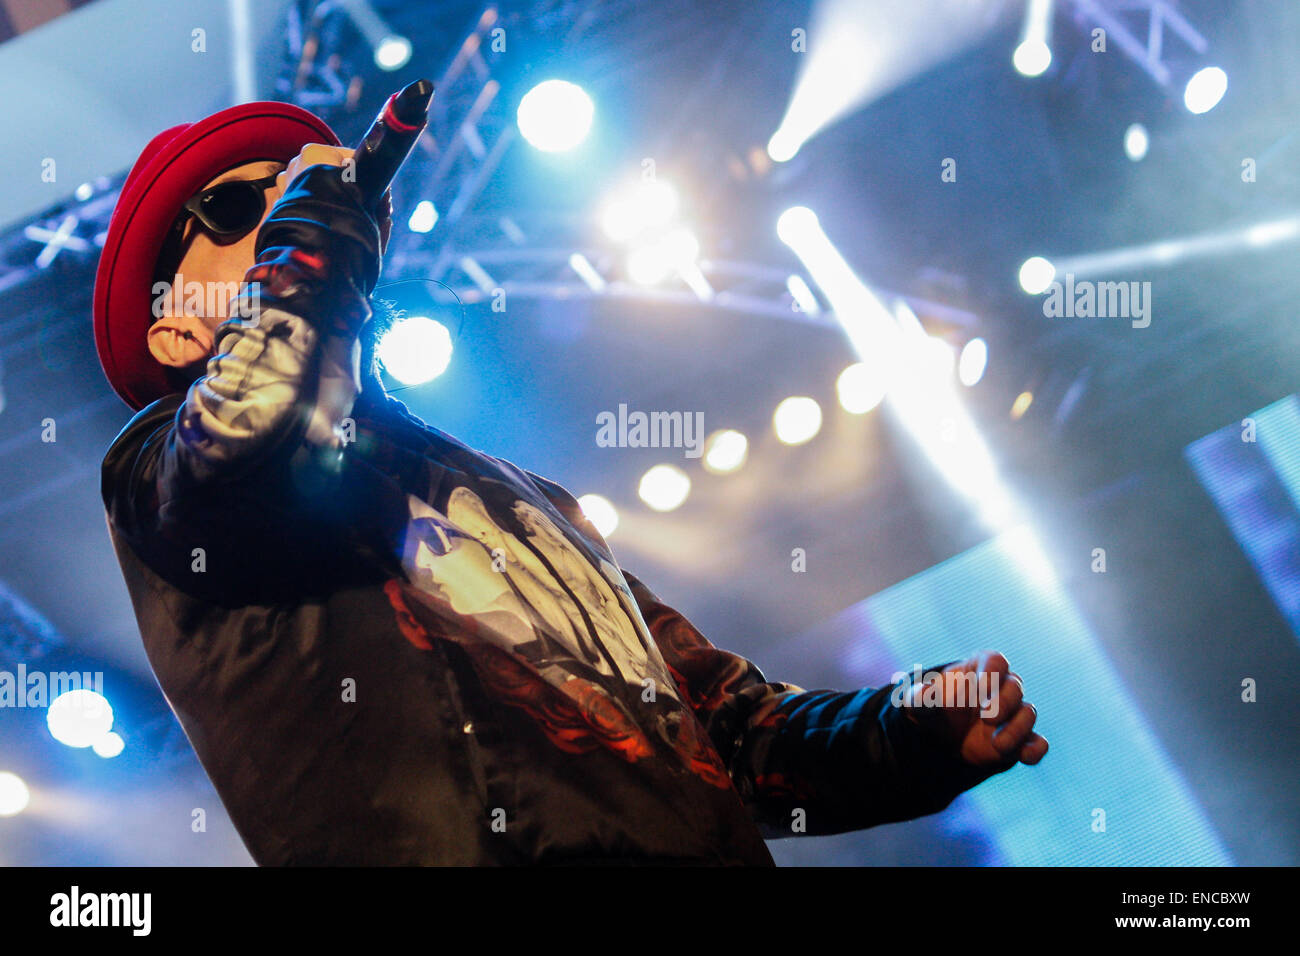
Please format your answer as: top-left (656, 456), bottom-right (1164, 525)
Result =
top-left (102, 160), bottom-right (387, 582)
top-left (165, 160), bottom-right (382, 490)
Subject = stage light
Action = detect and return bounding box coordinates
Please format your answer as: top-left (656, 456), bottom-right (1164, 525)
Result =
top-left (577, 494), bottom-right (618, 537)
top-left (569, 253), bottom-right (607, 291)
top-left (776, 206), bottom-right (820, 246)
top-left (702, 430), bottom-right (748, 474)
top-left (1184, 66), bottom-right (1227, 114)
top-left (959, 338), bottom-right (988, 387)
top-left (1019, 256), bottom-right (1056, 294)
top-left (408, 200), bottom-right (438, 233)
top-left (375, 35), bottom-right (412, 70)
top-left (638, 465), bottom-right (691, 512)
top-left (600, 180), bottom-right (678, 243)
top-left (627, 227), bottom-right (699, 285)
top-left (1011, 391), bottom-right (1034, 420)
top-left (1013, 0), bottom-right (1053, 77)
top-left (774, 396), bottom-right (823, 445)
top-left (378, 315), bottom-right (453, 385)
top-left (338, 0), bottom-right (411, 71)
top-left (1004, 523), bottom-right (1057, 588)
top-left (74, 182), bottom-right (93, 202)
top-left (0, 772), bottom-right (29, 816)
top-left (767, 128), bottom-right (801, 163)
top-left (46, 689), bottom-right (114, 749)
top-left (662, 228), bottom-right (699, 265)
top-left (836, 362), bottom-right (887, 414)
top-left (1013, 39), bottom-right (1051, 77)
top-left (1051, 214), bottom-right (1300, 279)
top-left (780, 200), bottom-right (1021, 532)
top-left (786, 274), bottom-right (821, 316)
top-left (517, 80), bottom-right (594, 153)
top-left (1246, 220), bottom-right (1300, 247)
top-left (93, 732), bottom-right (125, 759)
top-left (1124, 123), bottom-right (1149, 161)
top-left (626, 246), bottom-right (667, 285)
top-left (767, 0), bottom-right (1003, 162)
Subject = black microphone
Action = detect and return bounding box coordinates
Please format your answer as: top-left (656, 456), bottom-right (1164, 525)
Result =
top-left (352, 78), bottom-right (435, 212)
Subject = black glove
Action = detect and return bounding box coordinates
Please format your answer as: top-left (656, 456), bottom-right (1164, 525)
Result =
top-left (247, 163), bottom-right (385, 334)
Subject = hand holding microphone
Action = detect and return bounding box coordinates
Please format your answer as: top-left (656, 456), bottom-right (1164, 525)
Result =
top-left (274, 79), bottom-right (435, 252)
top-left (255, 80), bottom-right (435, 301)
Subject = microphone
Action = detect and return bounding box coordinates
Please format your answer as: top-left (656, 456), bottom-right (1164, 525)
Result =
top-left (352, 78), bottom-right (435, 212)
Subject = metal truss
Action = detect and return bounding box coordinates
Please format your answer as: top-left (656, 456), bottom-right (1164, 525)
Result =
top-left (0, 0), bottom-right (978, 357)
top-left (1064, 0), bottom-right (1209, 88)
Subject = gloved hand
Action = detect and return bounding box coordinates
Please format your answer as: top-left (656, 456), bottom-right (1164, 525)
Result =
top-left (248, 156), bottom-right (392, 333)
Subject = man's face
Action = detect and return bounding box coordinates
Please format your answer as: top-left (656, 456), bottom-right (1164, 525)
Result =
top-left (147, 145), bottom-right (387, 374)
top-left (169, 159), bottom-right (287, 329)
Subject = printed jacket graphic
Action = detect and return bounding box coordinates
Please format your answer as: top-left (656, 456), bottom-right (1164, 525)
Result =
top-left (100, 166), bottom-right (993, 865)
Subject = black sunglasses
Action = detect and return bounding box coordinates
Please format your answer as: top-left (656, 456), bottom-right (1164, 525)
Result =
top-left (154, 169), bottom-right (282, 287)
top-left (179, 170), bottom-right (282, 237)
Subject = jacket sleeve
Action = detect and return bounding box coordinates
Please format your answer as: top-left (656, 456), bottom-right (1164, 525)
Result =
top-left (160, 163), bottom-right (382, 491)
top-left (102, 165), bottom-right (383, 545)
top-left (101, 165), bottom-right (384, 582)
top-left (620, 570), bottom-right (998, 838)
top-left (517, 468), bottom-right (996, 838)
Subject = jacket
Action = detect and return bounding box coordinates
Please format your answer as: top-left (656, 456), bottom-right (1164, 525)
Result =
top-left (100, 165), bottom-right (993, 865)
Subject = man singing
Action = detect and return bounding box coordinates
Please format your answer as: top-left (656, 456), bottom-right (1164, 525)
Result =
top-left (94, 99), bottom-right (1046, 865)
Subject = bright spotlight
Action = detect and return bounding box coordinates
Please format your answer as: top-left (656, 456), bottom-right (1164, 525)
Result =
top-left (662, 227), bottom-right (699, 266)
top-left (600, 180), bottom-right (678, 243)
top-left (46, 689), bottom-right (114, 748)
top-left (1013, 0), bottom-right (1053, 77)
top-left (773, 396), bottom-right (823, 445)
top-left (517, 80), bottom-right (594, 153)
top-left (93, 731), bottom-right (125, 759)
top-left (374, 35), bottom-right (412, 71)
top-left (0, 772), bottom-right (29, 816)
top-left (702, 430), bottom-right (748, 474)
top-left (1245, 220), bottom-right (1300, 247)
top-left (638, 464), bottom-right (691, 512)
top-left (1013, 39), bottom-right (1052, 77)
top-left (768, 0), bottom-right (1004, 165)
top-left (626, 245), bottom-right (669, 285)
top-left (1019, 256), bottom-right (1056, 294)
top-left (627, 227), bottom-right (699, 285)
top-left (1124, 123), bottom-right (1149, 162)
top-left (378, 315), bottom-right (453, 385)
top-left (1184, 66), bottom-right (1227, 114)
top-left (958, 338), bottom-right (988, 387)
top-left (836, 363), bottom-right (886, 414)
top-left (408, 200), bottom-right (438, 233)
top-left (767, 128), bottom-right (801, 164)
top-left (776, 206), bottom-right (820, 246)
top-left (577, 494), bottom-right (618, 537)
top-left (341, 0), bottom-right (411, 71)
top-left (786, 274), bottom-right (820, 316)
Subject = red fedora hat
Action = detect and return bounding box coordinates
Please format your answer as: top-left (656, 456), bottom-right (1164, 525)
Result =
top-left (93, 101), bottom-right (340, 411)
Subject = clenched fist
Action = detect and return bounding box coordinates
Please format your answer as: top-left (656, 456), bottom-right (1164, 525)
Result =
top-left (902, 650), bottom-right (1048, 772)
